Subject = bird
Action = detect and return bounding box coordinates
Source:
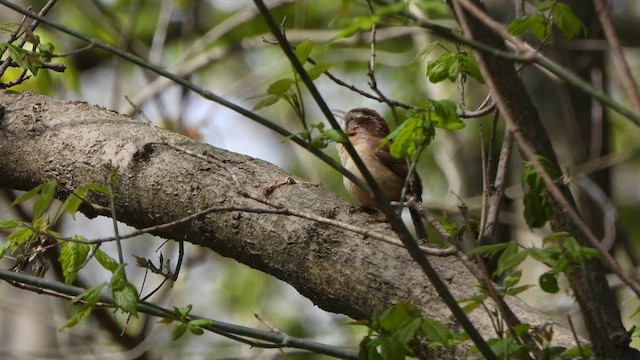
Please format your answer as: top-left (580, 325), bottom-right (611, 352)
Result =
top-left (336, 108), bottom-right (426, 241)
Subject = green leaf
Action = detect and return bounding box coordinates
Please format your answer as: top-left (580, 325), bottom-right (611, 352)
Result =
top-left (331, 16), bottom-right (380, 41)
top-left (468, 242), bottom-right (515, 258)
top-left (542, 231), bottom-right (571, 245)
top-left (175, 304), bottom-right (193, 319)
top-left (0, 241), bottom-right (14, 259)
top-left (11, 181), bottom-right (51, 206)
top-left (187, 319), bottom-right (213, 336)
top-left (252, 94), bottom-right (281, 111)
top-left (112, 282), bottom-right (139, 317)
top-left (310, 135), bottom-right (327, 149)
top-left (487, 337), bottom-right (527, 359)
top-left (38, 42), bottom-right (55, 60)
top-left (57, 192), bottom-right (84, 221)
top-left (94, 249), bottom-right (119, 273)
top-left (539, 272), bottom-right (559, 293)
top-left (84, 182), bottom-right (110, 195)
top-left (61, 283), bottom-right (106, 330)
top-left (5, 43), bottom-right (43, 75)
top-left (377, 303), bottom-right (421, 333)
top-left (360, 337), bottom-right (383, 360)
top-left (14, 180), bottom-right (57, 220)
top-left (421, 318), bottom-right (451, 347)
top-left (295, 39), bottom-right (313, 65)
top-left (109, 264), bottom-right (139, 317)
top-left (172, 322), bottom-right (188, 340)
top-left (430, 99), bottom-right (464, 130)
top-left (495, 248), bottom-right (529, 277)
top-left (0, 23), bottom-right (20, 34)
top-left (507, 13), bottom-right (548, 41)
top-left (267, 78), bottom-right (294, 96)
top-left (320, 129), bottom-right (344, 144)
top-left (552, 3), bottom-right (587, 39)
top-left (0, 219), bottom-right (22, 229)
top-left (522, 157), bottom-right (555, 228)
top-left (562, 345), bottom-right (594, 358)
top-left (306, 62), bottom-right (331, 80)
top-left (426, 52), bottom-right (456, 83)
top-left (503, 269), bottom-right (522, 289)
top-left (458, 295), bottom-right (487, 313)
top-left (459, 51), bottom-right (484, 83)
top-left (387, 113), bottom-right (435, 159)
top-left (59, 238), bottom-right (90, 284)
top-left (380, 338), bottom-right (406, 360)
top-left (188, 324), bottom-right (204, 335)
top-left (505, 284), bottom-right (535, 296)
top-left (189, 319), bottom-right (214, 328)
top-left (394, 318), bottom-right (421, 345)
top-left (7, 227), bottom-right (34, 245)
top-left (513, 324), bottom-right (531, 337)
top-left (536, 0), bottom-right (556, 12)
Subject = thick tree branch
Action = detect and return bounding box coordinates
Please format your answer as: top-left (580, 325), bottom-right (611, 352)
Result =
top-left (0, 90), bottom-right (579, 358)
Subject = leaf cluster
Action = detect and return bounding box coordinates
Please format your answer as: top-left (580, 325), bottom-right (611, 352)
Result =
top-left (507, 0), bottom-right (587, 43)
top-left (359, 303), bottom-right (468, 359)
top-left (160, 304), bottom-right (214, 340)
top-left (0, 181), bottom-right (141, 330)
top-left (0, 23), bottom-right (55, 76)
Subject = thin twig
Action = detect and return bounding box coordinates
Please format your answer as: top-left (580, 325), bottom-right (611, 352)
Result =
top-left (481, 124), bottom-right (513, 242)
top-left (0, 268), bottom-right (358, 359)
top-left (592, 0), bottom-right (640, 113)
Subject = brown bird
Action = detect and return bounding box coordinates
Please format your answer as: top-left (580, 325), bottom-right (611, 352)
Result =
top-left (337, 108), bottom-right (426, 240)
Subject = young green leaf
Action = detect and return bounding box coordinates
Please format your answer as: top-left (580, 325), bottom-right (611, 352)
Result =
top-left (267, 78), bottom-right (294, 96)
top-left (503, 269), bottom-right (523, 289)
top-left (552, 3), bottom-right (587, 39)
top-left (11, 180), bottom-right (54, 207)
top-left (0, 219), bottom-right (22, 229)
top-left (294, 39), bottom-right (313, 65)
top-left (430, 99), bottom-right (465, 130)
top-left (507, 13), bottom-right (548, 41)
top-left (377, 303), bottom-right (421, 333)
top-left (112, 282), bottom-right (139, 317)
top-left (252, 94), bottom-right (280, 111)
top-left (495, 247), bottom-right (529, 277)
top-left (6, 227), bottom-right (34, 245)
top-left (459, 51), bottom-right (484, 83)
top-left (59, 238), bottom-right (90, 284)
top-left (109, 264), bottom-right (139, 317)
top-left (23, 180), bottom-right (57, 220)
top-left (94, 248), bottom-right (119, 273)
top-left (421, 318), bottom-right (452, 347)
top-left (331, 16), bottom-right (380, 41)
top-left (426, 52), bottom-right (457, 83)
top-left (505, 284), bottom-right (535, 296)
top-left (61, 282), bottom-right (106, 330)
top-left (306, 62), bottom-right (331, 80)
top-left (468, 242), bottom-right (515, 258)
top-left (175, 304), bottom-right (193, 319)
top-left (187, 319), bottom-right (214, 336)
top-left (172, 322), bottom-right (188, 340)
top-left (380, 337), bottom-right (406, 360)
top-left (0, 242), bottom-right (13, 259)
top-left (522, 157), bottom-right (556, 228)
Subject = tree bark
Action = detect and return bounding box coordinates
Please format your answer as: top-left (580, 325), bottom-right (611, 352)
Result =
top-left (0, 90), bottom-right (578, 358)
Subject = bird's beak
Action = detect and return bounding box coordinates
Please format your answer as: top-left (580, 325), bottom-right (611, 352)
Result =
top-left (332, 109), bottom-right (347, 129)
